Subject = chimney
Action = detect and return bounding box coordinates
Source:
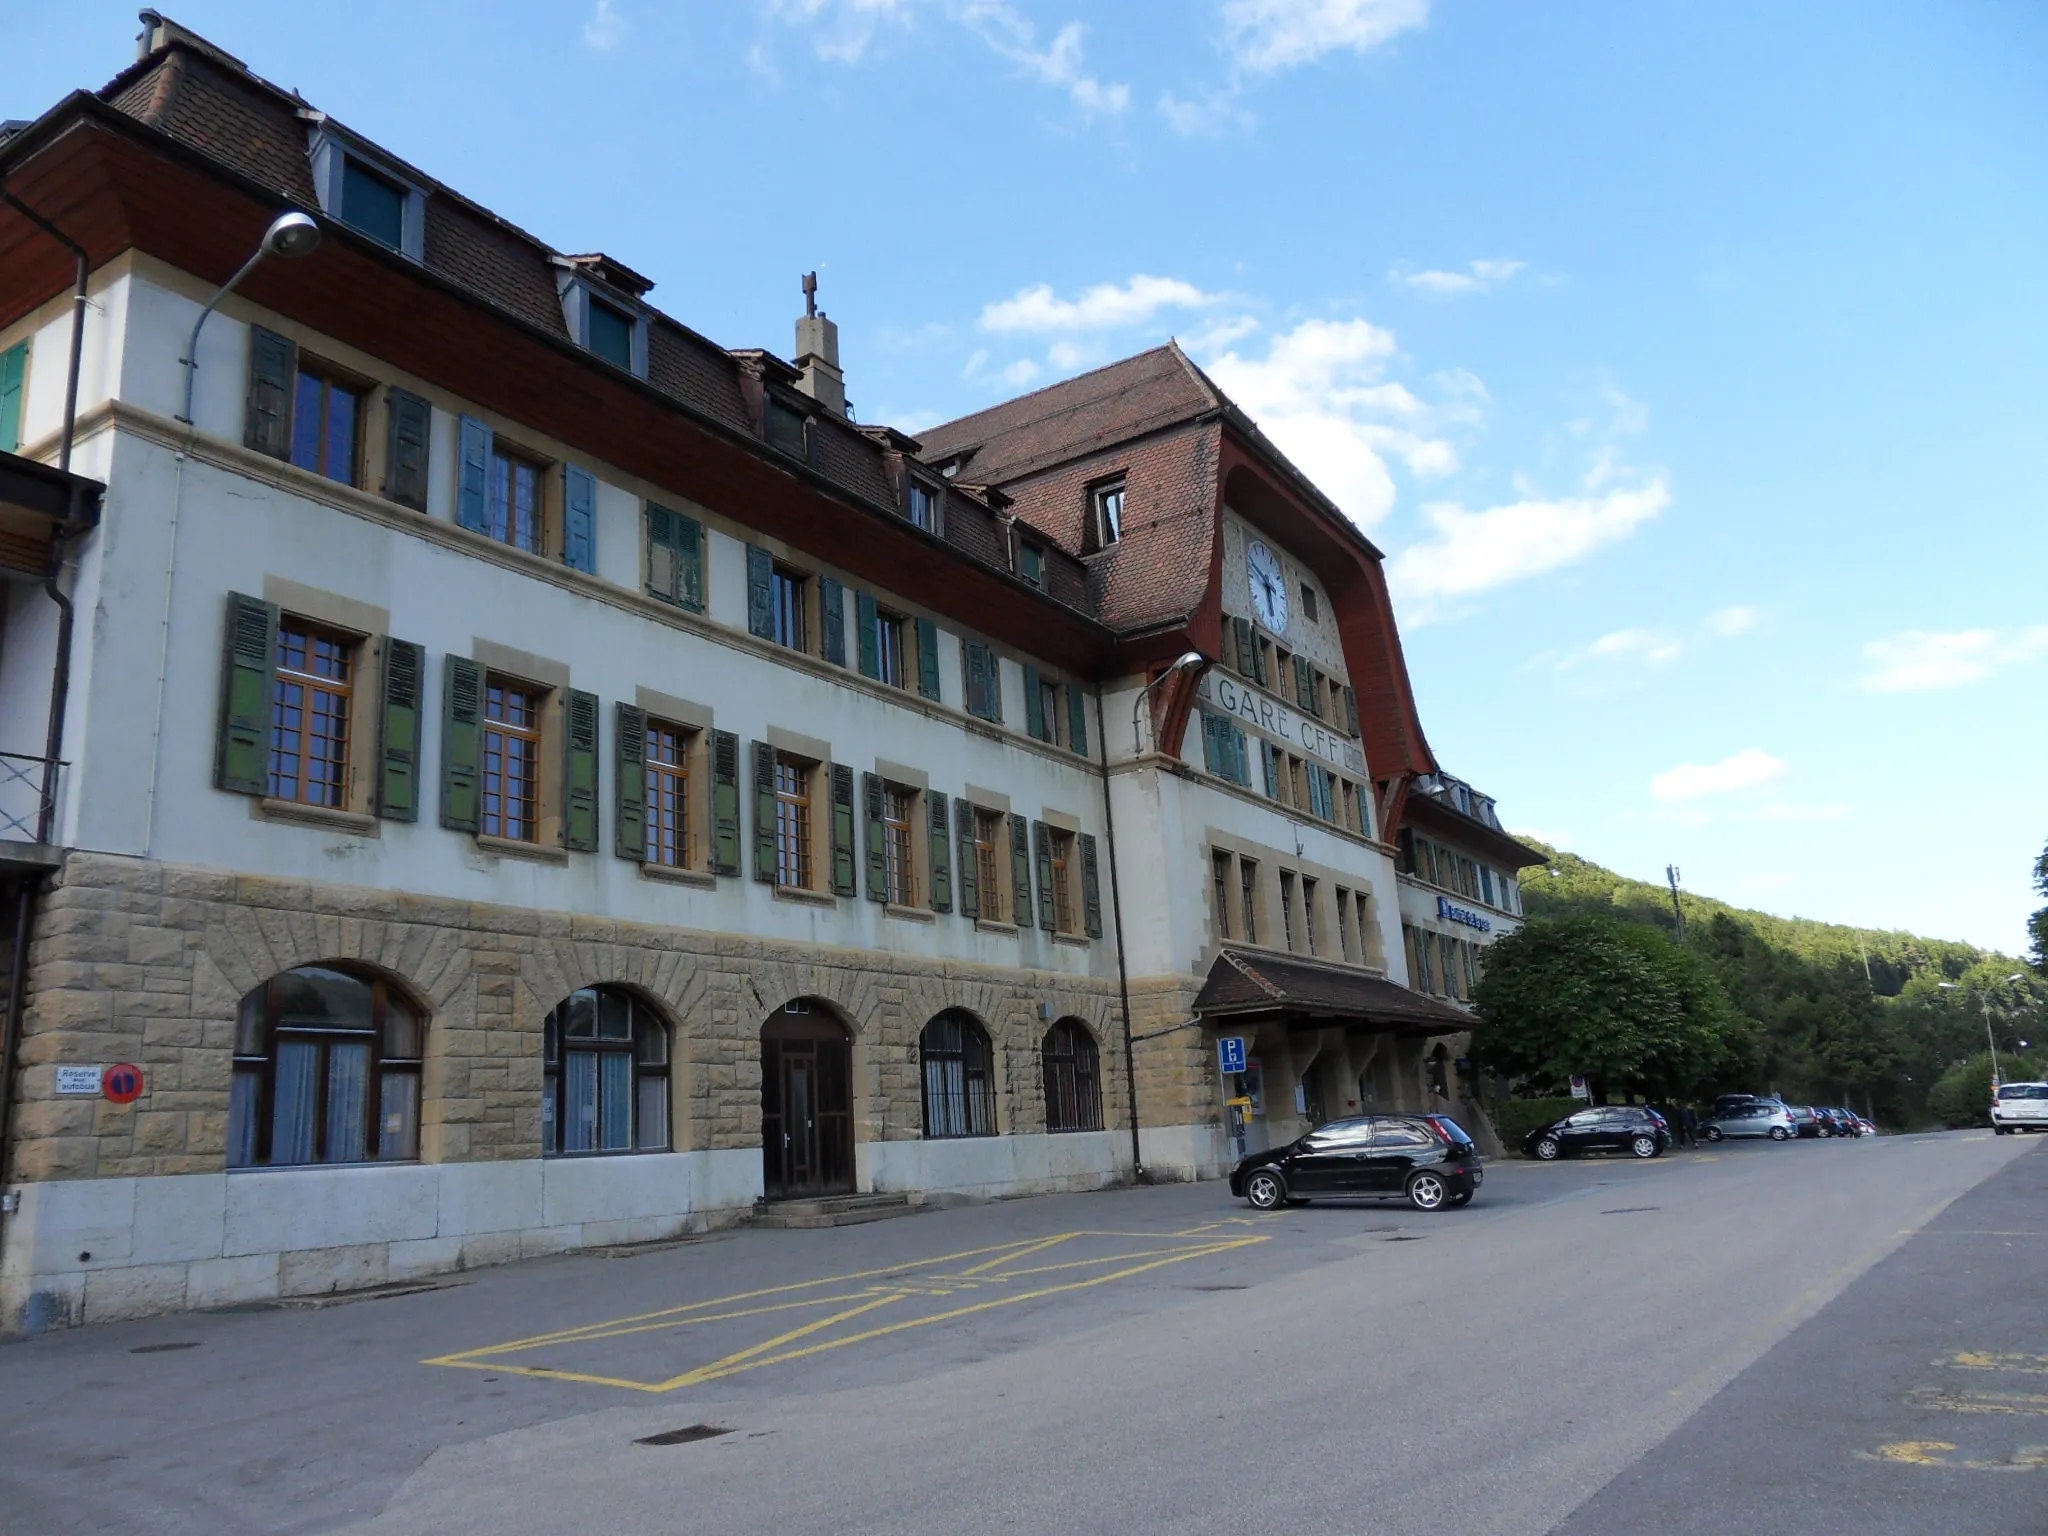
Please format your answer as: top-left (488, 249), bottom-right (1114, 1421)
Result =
top-left (136, 10), bottom-right (248, 70)
top-left (793, 271), bottom-right (846, 418)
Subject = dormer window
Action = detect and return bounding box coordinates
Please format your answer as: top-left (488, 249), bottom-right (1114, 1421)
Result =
top-left (767, 398), bottom-right (810, 458)
top-left (306, 127), bottom-right (426, 261)
top-left (586, 296), bottom-right (635, 371)
top-left (907, 481), bottom-right (939, 532)
top-left (1089, 478), bottom-right (1126, 550)
top-left (558, 273), bottom-right (648, 377)
top-left (1019, 540), bottom-right (1045, 589)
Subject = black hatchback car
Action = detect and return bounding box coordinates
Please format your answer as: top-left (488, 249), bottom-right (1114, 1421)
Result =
top-left (1523, 1106), bottom-right (1669, 1161)
top-left (1230, 1114), bottom-right (1482, 1211)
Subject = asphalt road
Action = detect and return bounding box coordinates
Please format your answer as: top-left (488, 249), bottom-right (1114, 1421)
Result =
top-left (0, 1131), bottom-right (2038, 1536)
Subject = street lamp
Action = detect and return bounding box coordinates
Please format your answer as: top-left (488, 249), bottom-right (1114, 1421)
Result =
top-left (1939, 973), bottom-right (2027, 1087)
top-left (178, 211), bottom-right (322, 425)
top-left (1130, 651), bottom-right (1207, 754)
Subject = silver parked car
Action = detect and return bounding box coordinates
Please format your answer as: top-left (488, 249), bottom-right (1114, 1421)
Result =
top-left (1701, 1102), bottom-right (1794, 1142)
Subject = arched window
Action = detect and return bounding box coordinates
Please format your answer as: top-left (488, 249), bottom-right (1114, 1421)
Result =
top-left (920, 1010), bottom-right (995, 1139)
top-left (228, 967), bottom-right (422, 1167)
top-left (543, 987), bottom-right (669, 1155)
top-left (1041, 1020), bottom-right (1102, 1132)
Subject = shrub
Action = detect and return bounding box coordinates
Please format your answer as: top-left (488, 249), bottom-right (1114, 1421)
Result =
top-left (1492, 1096), bottom-right (1584, 1151)
top-left (1927, 1051), bottom-right (2046, 1129)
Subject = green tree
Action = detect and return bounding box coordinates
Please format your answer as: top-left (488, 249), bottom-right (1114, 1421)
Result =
top-left (1926, 1049), bottom-right (2047, 1128)
top-left (2030, 838), bottom-right (2048, 976)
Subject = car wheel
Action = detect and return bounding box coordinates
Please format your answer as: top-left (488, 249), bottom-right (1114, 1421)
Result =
top-left (1406, 1171), bottom-right (1449, 1211)
top-left (1629, 1134), bottom-right (1658, 1159)
top-left (1243, 1169), bottom-right (1286, 1210)
top-left (1704, 1126), bottom-right (1724, 1142)
top-left (1769, 1126), bottom-right (1790, 1141)
top-left (1533, 1136), bottom-right (1561, 1161)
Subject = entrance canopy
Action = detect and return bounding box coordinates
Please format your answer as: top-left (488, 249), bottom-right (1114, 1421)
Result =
top-left (1193, 947), bottom-right (1473, 1037)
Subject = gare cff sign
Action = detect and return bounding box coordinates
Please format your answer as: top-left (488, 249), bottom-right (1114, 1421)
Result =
top-left (1201, 674), bottom-right (1366, 775)
top-left (1437, 895), bottom-right (1492, 932)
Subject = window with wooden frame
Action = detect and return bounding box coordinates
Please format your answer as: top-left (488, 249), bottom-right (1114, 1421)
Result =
top-left (921, 1010), bottom-right (996, 1138)
top-left (268, 619), bottom-right (356, 808)
top-left (1019, 540), bottom-right (1045, 589)
top-left (770, 563), bottom-right (808, 652)
top-left (767, 398), bottom-right (810, 458)
top-left (1302, 876), bottom-right (1319, 955)
top-left (289, 363), bottom-right (365, 487)
top-left (1335, 887), bottom-right (1354, 961)
top-left (975, 809), bottom-right (1006, 923)
top-left (585, 296), bottom-right (636, 371)
top-left (873, 606), bottom-right (907, 690)
top-left (644, 720), bottom-right (694, 869)
top-left (1048, 828), bottom-right (1077, 935)
top-left (1279, 870), bottom-right (1297, 951)
top-left (228, 966), bottom-right (421, 1168)
top-left (542, 986), bottom-right (669, 1156)
top-left (1090, 478), bottom-right (1127, 549)
top-left (1239, 857), bottom-right (1259, 945)
top-left (481, 678), bottom-right (542, 841)
top-left (773, 751), bottom-right (814, 889)
top-left (1212, 850), bottom-right (1233, 940)
top-left (1041, 1020), bottom-right (1102, 1133)
top-left (486, 441), bottom-right (546, 554)
top-left (340, 156), bottom-right (408, 250)
top-left (645, 504), bottom-right (704, 611)
top-left (882, 784), bottom-right (918, 906)
top-left (907, 480), bottom-right (940, 533)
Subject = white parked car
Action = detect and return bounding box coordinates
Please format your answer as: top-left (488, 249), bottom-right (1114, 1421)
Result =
top-left (1991, 1082), bottom-right (2048, 1135)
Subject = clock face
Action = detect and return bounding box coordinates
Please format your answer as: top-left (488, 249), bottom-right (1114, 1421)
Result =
top-left (1246, 540), bottom-right (1289, 634)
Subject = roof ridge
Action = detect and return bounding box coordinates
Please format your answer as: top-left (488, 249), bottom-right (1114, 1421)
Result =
top-left (921, 345), bottom-right (1184, 445)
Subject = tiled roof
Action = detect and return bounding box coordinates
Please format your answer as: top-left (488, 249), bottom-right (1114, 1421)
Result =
top-left (1194, 949), bottom-right (1473, 1034)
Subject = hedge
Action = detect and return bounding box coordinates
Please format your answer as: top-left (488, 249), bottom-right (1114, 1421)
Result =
top-left (1492, 1097), bottom-right (1584, 1152)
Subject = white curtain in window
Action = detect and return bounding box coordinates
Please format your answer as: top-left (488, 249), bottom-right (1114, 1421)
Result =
top-left (565, 1052), bottom-right (597, 1152)
top-left (271, 1041), bottom-right (321, 1165)
top-left (599, 1052), bottom-right (632, 1150)
top-left (324, 1040), bottom-right (370, 1162)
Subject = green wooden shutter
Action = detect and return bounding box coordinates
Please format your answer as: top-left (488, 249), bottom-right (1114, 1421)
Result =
top-left (1232, 723), bottom-right (1250, 788)
top-left (645, 505), bottom-right (677, 602)
top-left (954, 798), bottom-right (978, 920)
top-left (1231, 616), bottom-right (1254, 680)
top-left (862, 772), bottom-right (887, 901)
top-left (1261, 739), bottom-right (1279, 799)
top-left (383, 388), bottom-right (431, 511)
top-left (214, 592), bottom-right (277, 795)
top-left (675, 514), bottom-right (703, 611)
top-left (563, 689), bottom-right (600, 850)
top-left (375, 637), bottom-right (423, 821)
top-left (1292, 654), bottom-right (1312, 710)
top-left (563, 466), bottom-right (597, 574)
top-left (746, 545), bottom-right (775, 639)
top-left (614, 703), bottom-right (647, 860)
top-left (1066, 684), bottom-right (1089, 757)
top-left (1201, 713), bottom-right (1231, 778)
top-left (710, 730), bottom-right (740, 875)
top-left (1343, 685), bottom-right (1359, 738)
top-left (916, 619), bottom-right (941, 701)
top-left (1033, 821), bottom-right (1056, 931)
top-left (439, 655), bottom-right (482, 832)
top-left (927, 793), bottom-right (952, 913)
top-left (245, 326), bottom-right (295, 459)
top-left (0, 342), bottom-right (27, 453)
top-left (1079, 832), bottom-right (1102, 939)
top-left (821, 579), bottom-right (847, 667)
top-left (1023, 665), bottom-right (1045, 741)
top-left (830, 763), bottom-right (857, 895)
top-left (963, 643), bottom-right (986, 719)
top-left (1010, 814), bottom-right (1033, 927)
top-left (752, 740), bottom-right (777, 882)
top-left (1250, 629), bottom-right (1268, 687)
top-left (456, 416), bottom-right (493, 533)
top-left (855, 590), bottom-right (879, 678)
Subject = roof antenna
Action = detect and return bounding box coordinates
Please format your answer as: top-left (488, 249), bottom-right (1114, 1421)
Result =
top-left (802, 271), bottom-right (818, 319)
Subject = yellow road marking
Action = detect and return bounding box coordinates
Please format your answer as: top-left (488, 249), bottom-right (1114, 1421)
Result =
top-left (1951, 1353), bottom-right (2048, 1374)
top-left (1859, 1441), bottom-right (1957, 1466)
top-left (425, 1226), bottom-right (1268, 1393)
top-left (1911, 1387), bottom-right (2048, 1416)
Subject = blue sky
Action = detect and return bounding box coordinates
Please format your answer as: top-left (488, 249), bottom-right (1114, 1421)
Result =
top-left (11, 1), bottom-right (2046, 953)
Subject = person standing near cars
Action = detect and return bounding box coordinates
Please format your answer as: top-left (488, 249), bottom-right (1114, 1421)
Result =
top-left (1679, 1105), bottom-right (1698, 1149)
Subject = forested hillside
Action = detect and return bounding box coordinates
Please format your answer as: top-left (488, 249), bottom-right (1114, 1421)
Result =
top-left (1504, 843), bottom-right (2047, 1126)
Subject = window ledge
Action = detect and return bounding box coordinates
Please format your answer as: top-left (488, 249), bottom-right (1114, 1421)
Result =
top-left (885, 903), bottom-right (936, 924)
top-left (772, 884), bottom-right (837, 908)
top-left (257, 798), bottom-right (379, 835)
top-left (974, 919), bottom-right (1018, 937)
top-left (475, 833), bottom-right (570, 865)
top-left (1051, 932), bottom-right (1092, 949)
top-left (640, 862), bottom-right (716, 889)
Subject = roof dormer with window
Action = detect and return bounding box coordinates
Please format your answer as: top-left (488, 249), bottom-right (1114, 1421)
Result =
top-left (304, 119), bottom-right (427, 261)
top-left (554, 254), bottom-right (653, 378)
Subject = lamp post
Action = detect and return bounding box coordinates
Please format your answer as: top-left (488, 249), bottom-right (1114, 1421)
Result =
top-left (1130, 650), bottom-right (1208, 754)
top-left (177, 211), bottom-right (322, 425)
top-left (1939, 973), bottom-right (2027, 1087)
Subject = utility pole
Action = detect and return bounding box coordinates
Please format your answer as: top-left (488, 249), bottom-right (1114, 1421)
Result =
top-left (1665, 864), bottom-right (1686, 942)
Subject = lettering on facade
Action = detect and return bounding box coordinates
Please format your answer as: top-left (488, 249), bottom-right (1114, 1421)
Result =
top-left (1437, 895), bottom-right (1492, 932)
top-left (1200, 674), bottom-right (1368, 775)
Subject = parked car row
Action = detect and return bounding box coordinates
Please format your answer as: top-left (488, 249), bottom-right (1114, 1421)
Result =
top-left (1230, 1113), bottom-right (1484, 1212)
top-left (1703, 1094), bottom-right (1874, 1142)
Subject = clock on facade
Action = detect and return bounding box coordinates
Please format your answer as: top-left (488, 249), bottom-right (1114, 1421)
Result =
top-left (1246, 540), bottom-right (1288, 634)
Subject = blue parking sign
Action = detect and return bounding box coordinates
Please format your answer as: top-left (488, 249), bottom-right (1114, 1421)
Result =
top-left (1217, 1036), bottom-right (1247, 1075)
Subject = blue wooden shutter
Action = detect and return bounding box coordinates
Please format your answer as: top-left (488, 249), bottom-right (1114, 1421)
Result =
top-left (376, 638), bottom-right (423, 821)
top-left (856, 590), bottom-right (880, 679)
top-left (1201, 713), bottom-right (1232, 778)
top-left (821, 579), bottom-right (847, 667)
top-left (1232, 723), bottom-right (1250, 787)
top-left (563, 466), bottom-right (597, 573)
top-left (0, 342), bottom-right (26, 453)
top-left (456, 416), bottom-right (493, 533)
top-left (746, 545), bottom-right (775, 639)
top-left (916, 619), bottom-right (941, 701)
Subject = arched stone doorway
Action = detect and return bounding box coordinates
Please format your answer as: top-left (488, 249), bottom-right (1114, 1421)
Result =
top-left (761, 999), bottom-right (854, 1199)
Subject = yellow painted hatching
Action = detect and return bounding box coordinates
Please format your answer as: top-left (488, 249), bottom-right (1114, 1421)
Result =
top-left (423, 1222), bottom-right (1270, 1394)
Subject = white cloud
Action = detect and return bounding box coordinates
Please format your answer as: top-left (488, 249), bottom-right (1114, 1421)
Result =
top-left (1554, 628), bottom-right (1684, 672)
top-left (763, 0), bottom-right (914, 63)
top-left (1157, 87), bottom-right (1258, 137)
top-left (1391, 258), bottom-right (1525, 296)
top-left (1046, 338), bottom-right (1093, 371)
top-left (1859, 627), bottom-right (2048, 693)
top-left (998, 356), bottom-right (1039, 386)
top-left (584, 0), bottom-right (626, 50)
top-left (957, 1), bottom-right (1129, 116)
top-left (1223, 0), bottom-right (1431, 73)
top-left (981, 275), bottom-right (1226, 334)
top-left (1387, 477), bottom-right (1669, 606)
top-left (1703, 605), bottom-right (1759, 637)
top-left (1199, 317), bottom-right (1462, 526)
top-left (1650, 749), bottom-right (1786, 802)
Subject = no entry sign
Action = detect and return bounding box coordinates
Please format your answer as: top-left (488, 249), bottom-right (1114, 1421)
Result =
top-left (102, 1063), bottom-right (145, 1105)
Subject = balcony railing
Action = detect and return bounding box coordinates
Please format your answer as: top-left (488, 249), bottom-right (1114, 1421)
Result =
top-left (0, 752), bottom-right (63, 845)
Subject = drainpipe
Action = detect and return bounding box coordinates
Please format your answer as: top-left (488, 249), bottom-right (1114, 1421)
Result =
top-left (0, 184), bottom-right (92, 1255)
top-left (1093, 680), bottom-right (1144, 1182)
